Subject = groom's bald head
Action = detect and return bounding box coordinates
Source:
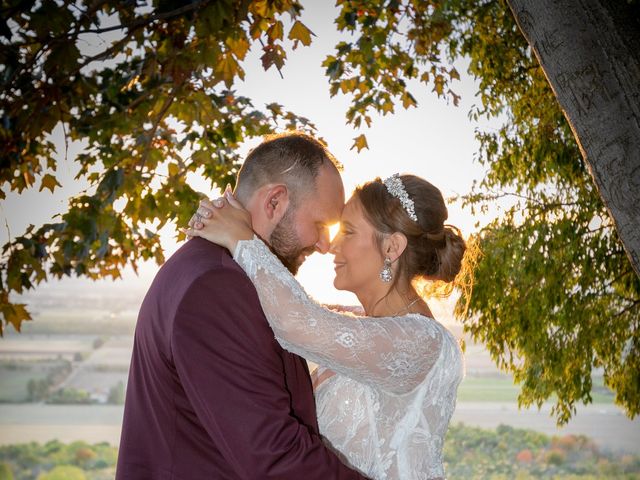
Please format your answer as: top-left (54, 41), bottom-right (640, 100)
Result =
top-left (235, 131), bottom-right (341, 207)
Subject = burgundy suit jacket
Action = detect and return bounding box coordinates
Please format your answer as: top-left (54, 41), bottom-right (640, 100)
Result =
top-left (116, 238), bottom-right (366, 479)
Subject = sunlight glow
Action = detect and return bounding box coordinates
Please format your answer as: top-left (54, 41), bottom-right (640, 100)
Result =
top-left (329, 222), bottom-right (341, 242)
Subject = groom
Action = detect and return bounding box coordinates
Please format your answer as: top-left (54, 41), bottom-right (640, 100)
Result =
top-left (116, 132), bottom-right (366, 479)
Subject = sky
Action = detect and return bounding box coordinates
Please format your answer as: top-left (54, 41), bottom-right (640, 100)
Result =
top-left (1, 1), bottom-right (504, 317)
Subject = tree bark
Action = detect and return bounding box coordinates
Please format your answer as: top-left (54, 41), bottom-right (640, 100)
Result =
top-left (506, 0), bottom-right (640, 277)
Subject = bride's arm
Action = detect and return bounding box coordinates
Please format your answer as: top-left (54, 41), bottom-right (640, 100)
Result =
top-left (234, 237), bottom-right (445, 394)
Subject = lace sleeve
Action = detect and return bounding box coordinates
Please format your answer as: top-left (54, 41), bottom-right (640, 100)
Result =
top-left (234, 237), bottom-right (444, 394)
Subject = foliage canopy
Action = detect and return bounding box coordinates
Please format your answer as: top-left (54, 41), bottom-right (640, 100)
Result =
top-left (1, 0), bottom-right (638, 423)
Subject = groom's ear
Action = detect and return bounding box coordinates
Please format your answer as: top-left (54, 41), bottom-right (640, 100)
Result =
top-left (263, 184), bottom-right (290, 223)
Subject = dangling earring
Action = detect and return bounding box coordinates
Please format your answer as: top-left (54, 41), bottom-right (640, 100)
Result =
top-left (380, 257), bottom-right (393, 283)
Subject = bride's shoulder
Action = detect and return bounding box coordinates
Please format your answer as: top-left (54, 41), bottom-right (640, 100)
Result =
top-left (406, 313), bottom-right (460, 343)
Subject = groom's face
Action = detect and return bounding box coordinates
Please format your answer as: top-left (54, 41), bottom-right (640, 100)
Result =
top-left (269, 165), bottom-right (344, 274)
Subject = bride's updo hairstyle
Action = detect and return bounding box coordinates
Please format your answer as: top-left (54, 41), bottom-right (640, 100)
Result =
top-left (354, 175), bottom-right (466, 289)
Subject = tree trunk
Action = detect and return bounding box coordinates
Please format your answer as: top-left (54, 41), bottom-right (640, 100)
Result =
top-left (506, 0), bottom-right (640, 277)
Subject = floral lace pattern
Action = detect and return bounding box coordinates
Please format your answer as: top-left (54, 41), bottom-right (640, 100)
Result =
top-left (234, 237), bottom-right (464, 479)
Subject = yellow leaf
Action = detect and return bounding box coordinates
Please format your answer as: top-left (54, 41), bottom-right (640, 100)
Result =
top-left (216, 54), bottom-right (239, 87)
top-left (267, 20), bottom-right (284, 42)
top-left (266, 102), bottom-right (283, 116)
top-left (402, 91), bottom-right (417, 109)
top-left (351, 134), bottom-right (369, 153)
top-left (3, 303), bottom-right (32, 333)
top-left (226, 36), bottom-right (250, 60)
top-left (250, 18), bottom-right (270, 39)
top-left (381, 101), bottom-right (394, 114)
top-left (288, 21), bottom-right (313, 48)
top-left (252, 0), bottom-right (269, 17)
top-left (433, 75), bottom-right (445, 96)
top-left (339, 77), bottom-right (357, 94)
top-left (168, 162), bottom-right (179, 177)
top-left (39, 173), bottom-right (61, 193)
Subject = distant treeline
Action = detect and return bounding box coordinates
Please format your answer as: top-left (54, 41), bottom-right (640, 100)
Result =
top-left (1, 424), bottom-right (639, 479)
top-left (444, 423), bottom-right (640, 478)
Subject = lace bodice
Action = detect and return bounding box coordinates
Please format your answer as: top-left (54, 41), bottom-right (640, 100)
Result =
top-left (233, 237), bottom-right (464, 479)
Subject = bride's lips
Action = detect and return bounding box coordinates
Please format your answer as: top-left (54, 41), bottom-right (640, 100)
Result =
top-left (334, 262), bottom-right (345, 270)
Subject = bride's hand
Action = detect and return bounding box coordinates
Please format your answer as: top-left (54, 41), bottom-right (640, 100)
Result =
top-left (183, 188), bottom-right (253, 255)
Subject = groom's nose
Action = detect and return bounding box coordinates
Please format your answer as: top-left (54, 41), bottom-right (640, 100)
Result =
top-left (315, 227), bottom-right (331, 254)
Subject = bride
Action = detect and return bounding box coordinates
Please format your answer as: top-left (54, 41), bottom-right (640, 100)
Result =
top-left (185, 173), bottom-right (466, 480)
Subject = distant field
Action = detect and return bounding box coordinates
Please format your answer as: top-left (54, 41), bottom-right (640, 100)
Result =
top-left (0, 336), bottom-right (95, 353)
top-left (457, 375), bottom-right (615, 404)
top-left (69, 371), bottom-right (128, 393)
top-left (0, 334), bottom-right (132, 404)
top-left (0, 366), bottom-right (49, 402)
top-left (5, 310), bottom-right (137, 336)
top-left (457, 376), bottom-right (521, 402)
top-left (84, 337), bottom-right (134, 368)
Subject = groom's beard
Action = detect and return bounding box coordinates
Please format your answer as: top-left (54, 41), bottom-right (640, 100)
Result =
top-left (269, 207), bottom-right (314, 275)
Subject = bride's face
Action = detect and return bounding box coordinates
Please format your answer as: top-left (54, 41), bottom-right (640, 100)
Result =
top-left (330, 197), bottom-right (385, 294)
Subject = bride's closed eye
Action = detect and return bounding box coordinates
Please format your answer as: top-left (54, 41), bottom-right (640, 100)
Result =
top-left (339, 221), bottom-right (356, 236)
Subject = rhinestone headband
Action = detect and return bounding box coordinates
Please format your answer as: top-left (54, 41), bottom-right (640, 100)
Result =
top-left (382, 174), bottom-right (418, 222)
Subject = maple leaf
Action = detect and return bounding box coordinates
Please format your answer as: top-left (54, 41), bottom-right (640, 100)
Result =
top-left (288, 21), bottom-right (313, 49)
top-left (351, 134), bottom-right (369, 152)
top-left (39, 173), bottom-right (62, 193)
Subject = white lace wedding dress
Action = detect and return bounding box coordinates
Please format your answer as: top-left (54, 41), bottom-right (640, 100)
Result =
top-left (234, 237), bottom-right (464, 479)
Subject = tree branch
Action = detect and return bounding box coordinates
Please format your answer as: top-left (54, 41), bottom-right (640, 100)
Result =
top-left (75, 1), bottom-right (208, 36)
top-left (138, 86), bottom-right (179, 169)
top-left (3, 1), bottom-right (209, 88)
top-left (615, 299), bottom-right (640, 318)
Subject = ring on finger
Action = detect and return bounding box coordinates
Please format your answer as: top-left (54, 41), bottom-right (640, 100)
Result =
top-left (195, 212), bottom-right (203, 224)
